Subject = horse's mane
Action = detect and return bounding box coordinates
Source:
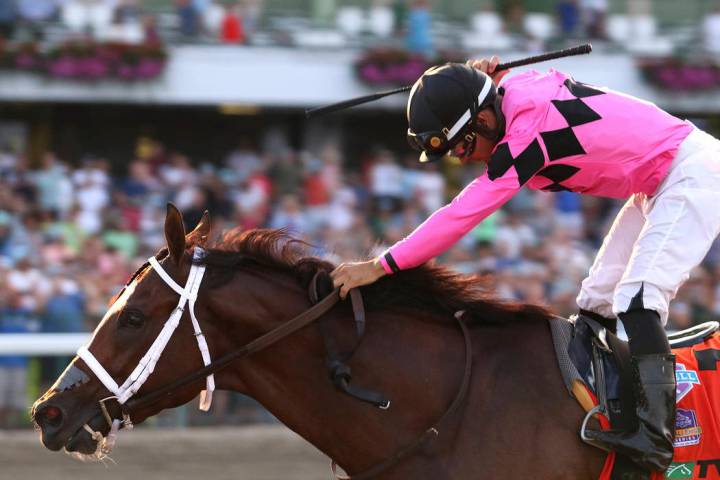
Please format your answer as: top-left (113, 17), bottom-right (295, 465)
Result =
top-left (197, 228), bottom-right (552, 325)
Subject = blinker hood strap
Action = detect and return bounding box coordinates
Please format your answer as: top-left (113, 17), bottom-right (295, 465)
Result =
top-left (53, 363), bottom-right (91, 393)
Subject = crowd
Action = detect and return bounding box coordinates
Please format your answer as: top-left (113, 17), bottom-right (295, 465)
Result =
top-left (0, 0), bottom-right (261, 45)
top-left (0, 1), bottom-right (717, 55)
top-left (2, 126), bottom-right (720, 427)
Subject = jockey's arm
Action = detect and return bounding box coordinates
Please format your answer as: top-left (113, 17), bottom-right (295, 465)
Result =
top-left (379, 172), bottom-right (520, 273)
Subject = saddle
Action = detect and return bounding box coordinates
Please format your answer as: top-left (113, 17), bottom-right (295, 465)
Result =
top-left (550, 315), bottom-right (720, 479)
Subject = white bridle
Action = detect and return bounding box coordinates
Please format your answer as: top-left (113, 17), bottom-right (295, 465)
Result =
top-left (76, 247), bottom-right (215, 446)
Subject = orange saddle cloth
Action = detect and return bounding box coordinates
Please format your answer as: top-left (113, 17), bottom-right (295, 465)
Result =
top-left (598, 333), bottom-right (720, 479)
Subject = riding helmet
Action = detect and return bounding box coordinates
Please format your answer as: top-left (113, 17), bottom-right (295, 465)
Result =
top-left (406, 63), bottom-right (501, 163)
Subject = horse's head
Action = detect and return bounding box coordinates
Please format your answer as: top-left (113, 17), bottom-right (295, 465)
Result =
top-left (32, 204), bottom-right (215, 457)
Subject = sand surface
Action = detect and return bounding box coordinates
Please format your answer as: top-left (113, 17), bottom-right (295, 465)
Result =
top-left (0, 425), bottom-right (330, 480)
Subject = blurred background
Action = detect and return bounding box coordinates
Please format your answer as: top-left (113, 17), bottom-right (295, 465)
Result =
top-left (1, 0), bottom-right (720, 460)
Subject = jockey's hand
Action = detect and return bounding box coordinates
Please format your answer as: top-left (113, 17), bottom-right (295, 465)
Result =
top-left (330, 259), bottom-right (387, 300)
top-left (466, 55), bottom-right (510, 86)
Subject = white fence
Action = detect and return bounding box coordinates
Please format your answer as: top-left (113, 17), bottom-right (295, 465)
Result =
top-left (0, 334), bottom-right (90, 355)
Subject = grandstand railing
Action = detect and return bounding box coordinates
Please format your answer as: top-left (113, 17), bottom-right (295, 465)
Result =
top-left (0, 334), bottom-right (90, 356)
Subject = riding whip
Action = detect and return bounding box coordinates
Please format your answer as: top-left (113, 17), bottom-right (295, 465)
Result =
top-left (305, 43), bottom-right (593, 118)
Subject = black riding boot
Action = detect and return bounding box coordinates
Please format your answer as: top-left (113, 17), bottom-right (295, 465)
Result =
top-left (583, 308), bottom-right (676, 472)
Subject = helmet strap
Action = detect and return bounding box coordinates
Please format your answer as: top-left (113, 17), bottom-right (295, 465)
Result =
top-left (474, 97), bottom-right (506, 143)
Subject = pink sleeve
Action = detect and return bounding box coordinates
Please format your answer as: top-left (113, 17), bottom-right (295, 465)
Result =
top-left (383, 172), bottom-right (521, 271)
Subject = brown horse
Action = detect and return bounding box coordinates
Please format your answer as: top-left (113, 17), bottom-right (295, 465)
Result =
top-left (32, 205), bottom-right (605, 479)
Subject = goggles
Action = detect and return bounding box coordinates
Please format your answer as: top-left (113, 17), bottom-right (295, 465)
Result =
top-left (407, 126), bottom-right (477, 162)
top-left (406, 129), bottom-right (450, 156)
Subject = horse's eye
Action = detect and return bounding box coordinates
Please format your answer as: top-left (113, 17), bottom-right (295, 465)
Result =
top-left (120, 311), bottom-right (145, 329)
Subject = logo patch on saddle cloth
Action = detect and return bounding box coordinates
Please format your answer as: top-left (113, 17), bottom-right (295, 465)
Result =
top-left (665, 462), bottom-right (695, 479)
top-left (674, 409), bottom-right (702, 448)
top-left (677, 363), bottom-right (701, 402)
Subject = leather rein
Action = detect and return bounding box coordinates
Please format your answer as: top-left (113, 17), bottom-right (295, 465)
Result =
top-left (112, 258), bottom-right (473, 479)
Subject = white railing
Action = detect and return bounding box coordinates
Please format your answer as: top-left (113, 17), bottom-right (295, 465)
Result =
top-left (0, 334), bottom-right (90, 355)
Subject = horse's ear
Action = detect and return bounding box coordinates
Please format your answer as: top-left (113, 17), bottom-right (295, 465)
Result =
top-left (186, 210), bottom-right (211, 247)
top-left (164, 203), bottom-right (186, 265)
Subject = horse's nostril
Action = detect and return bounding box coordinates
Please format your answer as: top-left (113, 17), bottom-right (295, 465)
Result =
top-left (37, 404), bottom-right (64, 428)
top-left (44, 406), bottom-right (61, 421)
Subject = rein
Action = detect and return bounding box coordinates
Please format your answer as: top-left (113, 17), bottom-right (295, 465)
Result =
top-left (125, 288), bottom-right (344, 411)
top-left (332, 310), bottom-right (472, 480)
top-left (79, 249), bottom-right (473, 479)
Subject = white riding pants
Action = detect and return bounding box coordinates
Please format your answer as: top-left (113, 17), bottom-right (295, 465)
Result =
top-left (577, 128), bottom-right (720, 325)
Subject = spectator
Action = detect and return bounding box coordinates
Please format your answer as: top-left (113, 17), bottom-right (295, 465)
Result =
top-left (412, 162), bottom-right (445, 214)
top-left (226, 137), bottom-right (261, 183)
top-left (270, 194), bottom-right (309, 234)
top-left (495, 211), bottom-right (538, 263)
top-left (40, 233), bottom-right (74, 269)
top-left (405, 0), bottom-right (432, 55)
top-left (269, 150), bottom-right (302, 196)
top-left (142, 14), bottom-right (160, 44)
top-left (220, 4), bottom-right (245, 44)
top-left (392, 0), bottom-right (407, 35)
top-left (0, 212), bottom-right (19, 261)
top-left (31, 152), bottom-right (73, 218)
top-left (7, 256), bottom-right (51, 312)
top-left (554, 190), bottom-right (583, 232)
top-left (101, 213), bottom-right (139, 259)
top-left (0, 0), bottom-right (16, 39)
top-left (0, 291), bottom-right (39, 427)
top-left (302, 154), bottom-right (330, 231)
top-left (176, 0), bottom-right (200, 38)
top-left (242, 0), bottom-right (263, 38)
top-left (703, 6), bottom-right (720, 55)
top-left (42, 276), bottom-right (84, 378)
top-left (73, 159), bottom-right (110, 235)
top-left (580, 0), bottom-right (607, 39)
top-left (557, 0), bottom-right (580, 37)
top-left (368, 150), bottom-right (403, 212)
top-left (17, 0), bottom-right (58, 28)
top-left (115, 0), bottom-right (141, 24)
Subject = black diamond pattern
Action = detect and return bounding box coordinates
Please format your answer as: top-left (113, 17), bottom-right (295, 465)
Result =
top-left (487, 143), bottom-right (514, 180)
top-left (486, 77), bottom-right (605, 188)
top-left (488, 139), bottom-right (544, 186)
top-left (551, 99), bottom-right (602, 127)
top-left (564, 78), bottom-right (605, 98)
top-left (514, 139), bottom-right (545, 185)
top-left (537, 164), bottom-right (580, 191)
top-left (541, 127), bottom-right (586, 161)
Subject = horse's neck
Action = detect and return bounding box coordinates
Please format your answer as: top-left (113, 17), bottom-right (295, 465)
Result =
top-left (208, 275), bottom-right (605, 479)
top-left (209, 273), bottom-right (467, 476)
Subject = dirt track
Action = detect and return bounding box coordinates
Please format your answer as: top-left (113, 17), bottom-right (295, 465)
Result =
top-left (1, 426), bottom-right (331, 480)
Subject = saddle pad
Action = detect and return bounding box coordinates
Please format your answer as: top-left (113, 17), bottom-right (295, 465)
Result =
top-left (597, 332), bottom-right (720, 480)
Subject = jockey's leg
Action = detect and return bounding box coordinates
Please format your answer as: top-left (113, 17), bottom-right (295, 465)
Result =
top-left (576, 195), bottom-right (646, 334)
top-left (584, 128), bottom-right (720, 472)
top-left (584, 302), bottom-right (675, 472)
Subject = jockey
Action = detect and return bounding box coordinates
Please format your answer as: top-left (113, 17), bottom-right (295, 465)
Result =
top-left (331, 57), bottom-right (720, 472)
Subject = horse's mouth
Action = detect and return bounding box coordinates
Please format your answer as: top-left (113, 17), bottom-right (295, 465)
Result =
top-left (64, 426), bottom-right (99, 455)
top-left (38, 411), bottom-right (107, 456)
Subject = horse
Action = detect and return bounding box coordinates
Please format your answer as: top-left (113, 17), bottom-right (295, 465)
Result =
top-left (32, 204), bottom-right (606, 479)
